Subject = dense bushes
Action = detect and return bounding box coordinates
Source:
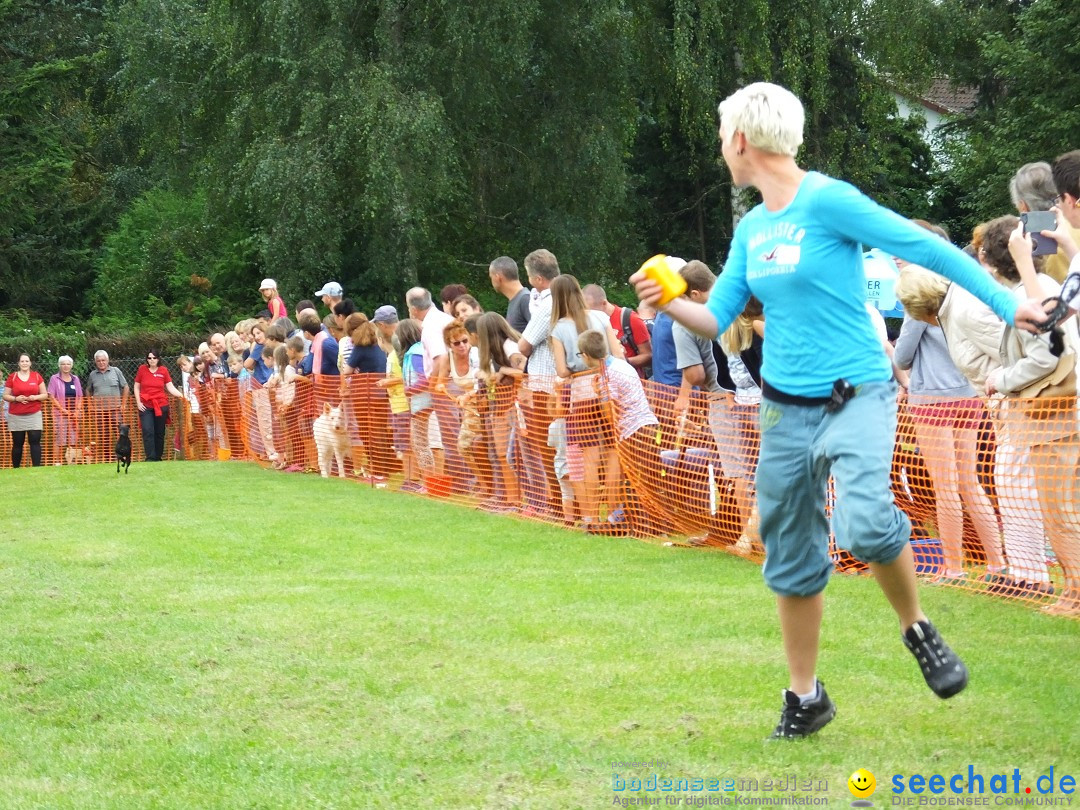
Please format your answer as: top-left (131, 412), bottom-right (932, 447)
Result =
top-left (0, 310), bottom-right (203, 378)
top-left (89, 189), bottom-right (257, 335)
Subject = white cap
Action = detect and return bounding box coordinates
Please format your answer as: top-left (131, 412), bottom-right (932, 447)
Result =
top-left (315, 281), bottom-right (343, 297)
top-left (664, 257), bottom-right (687, 272)
top-left (259, 278), bottom-right (277, 290)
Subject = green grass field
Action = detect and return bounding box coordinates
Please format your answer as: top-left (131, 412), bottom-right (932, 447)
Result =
top-left (1, 463), bottom-right (1077, 809)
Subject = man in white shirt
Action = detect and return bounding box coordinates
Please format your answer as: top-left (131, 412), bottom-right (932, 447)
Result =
top-left (517, 249), bottom-right (563, 512)
top-left (583, 283), bottom-right (653, 378)
top-left (407, 287), bottom-right (460, 479)
top-left (407, 288), bottom-right (453, 377)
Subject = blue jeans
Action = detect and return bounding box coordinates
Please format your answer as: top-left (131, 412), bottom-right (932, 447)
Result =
top-left (756, 381), bottom-right (909, 597)
top-left (139, 406), bottom-right (169, 461)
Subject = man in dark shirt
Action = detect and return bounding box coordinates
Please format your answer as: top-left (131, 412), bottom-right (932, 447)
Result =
top-left (488, 255), bottom-right (531, 333)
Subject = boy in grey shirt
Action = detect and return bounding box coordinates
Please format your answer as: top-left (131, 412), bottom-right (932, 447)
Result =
top-left (671, 262), bottom-right (744, 484)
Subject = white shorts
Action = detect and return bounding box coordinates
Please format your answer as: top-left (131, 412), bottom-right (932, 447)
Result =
top-left (427, 412), bottom-right (443, 450)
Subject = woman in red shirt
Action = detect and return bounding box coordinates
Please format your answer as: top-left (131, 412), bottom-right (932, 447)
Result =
top-left (2, 353), bottom-right (48, 467)
top-left (133, 350), bottom-right (184, 461)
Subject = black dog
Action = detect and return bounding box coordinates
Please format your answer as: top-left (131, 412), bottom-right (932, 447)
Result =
top-left (115, 424), bottom-right (132, 474)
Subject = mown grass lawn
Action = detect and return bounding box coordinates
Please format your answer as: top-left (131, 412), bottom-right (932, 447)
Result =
top-left (1, 463), bottom-right (1077, 809)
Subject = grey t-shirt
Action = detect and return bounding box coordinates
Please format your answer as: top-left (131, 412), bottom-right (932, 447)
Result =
top-left (86, 366), bottom-right (129, 406)
top-left (506, 289), bottom-right (531, 333)
top-left (551, 311), bottom-right (609, 373)
top-left (673, 322), bottom-right (720, 393)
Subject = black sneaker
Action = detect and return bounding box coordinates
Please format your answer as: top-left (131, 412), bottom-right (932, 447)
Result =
top-left (903, 620), bottom-right (968, 698)
top-left (768, 680), bottom-right (836, 740)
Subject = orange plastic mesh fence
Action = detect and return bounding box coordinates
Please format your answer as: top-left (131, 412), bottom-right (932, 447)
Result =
top-left (5, 374), bottom-right (1078, 617)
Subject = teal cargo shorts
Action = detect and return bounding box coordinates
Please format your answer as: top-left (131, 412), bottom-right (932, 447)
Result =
top-left (756, 380), bottom-right (910, 597)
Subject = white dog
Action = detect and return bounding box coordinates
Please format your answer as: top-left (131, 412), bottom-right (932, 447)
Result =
top-left (313, 402), bottom-right (349, 479)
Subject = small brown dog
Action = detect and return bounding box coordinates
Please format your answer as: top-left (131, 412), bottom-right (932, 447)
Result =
top-left (64, 444), bottom-right (92, 465)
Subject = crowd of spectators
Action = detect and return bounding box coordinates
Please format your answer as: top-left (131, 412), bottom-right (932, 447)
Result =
top-left (4, 148), bottom-right (1080, 616)
top-left (891, 149), bottom-right (1080, 614)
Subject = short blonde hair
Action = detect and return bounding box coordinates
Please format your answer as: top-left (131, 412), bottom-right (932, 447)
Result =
top-left (717, 82), bottom-right (804, 157)
top-left (577, 329), bottom-right (609, 361)
top-left (895, 267), bottom-right (950, 323)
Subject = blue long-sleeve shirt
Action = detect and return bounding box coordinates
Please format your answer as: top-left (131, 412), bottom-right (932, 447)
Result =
top-left (705, 172), bottom-right (1018, 398)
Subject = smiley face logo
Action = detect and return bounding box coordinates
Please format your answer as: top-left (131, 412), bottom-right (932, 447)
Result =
top-left (848, 768), bottom-right (876, 800)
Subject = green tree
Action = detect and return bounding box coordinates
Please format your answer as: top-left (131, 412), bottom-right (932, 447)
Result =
top-left (941, 0), bottom-right (1080, 226)
top-left (102, 0), bottom-right (647, 305)
top-left (0, 0), bottom-right (106, 317)
top-left (87, 0), bottom-right (968, 323)
top-left (630, 0), bottom-right (945, 270)
top-left (90, 188), bottom-right (255, 332)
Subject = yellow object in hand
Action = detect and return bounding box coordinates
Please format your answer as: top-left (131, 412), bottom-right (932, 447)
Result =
top-left (638, 254), bottom-right (687, 306)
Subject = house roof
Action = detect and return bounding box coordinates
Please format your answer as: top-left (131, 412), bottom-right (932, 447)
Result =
top-left (919, 79), bottom-right (978, 115)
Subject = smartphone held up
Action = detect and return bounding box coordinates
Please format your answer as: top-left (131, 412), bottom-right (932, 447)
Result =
top-left (1021, 210), bottom-right (1058, 256)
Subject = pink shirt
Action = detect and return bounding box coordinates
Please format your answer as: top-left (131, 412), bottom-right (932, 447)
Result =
top-left (311, 330), bottom-right (327, 376)
top-left (268, 295), bottom-right (287, 320)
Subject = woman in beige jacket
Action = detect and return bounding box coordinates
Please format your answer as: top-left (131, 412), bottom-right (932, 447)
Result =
top-left (987, 216), bottom-right (1080, 615)
top-left (896, 219), bottom-right (1059, 603)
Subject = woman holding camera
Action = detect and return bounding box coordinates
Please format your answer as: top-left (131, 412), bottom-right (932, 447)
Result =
top-left (989, 216), bottom-right (1080, 615)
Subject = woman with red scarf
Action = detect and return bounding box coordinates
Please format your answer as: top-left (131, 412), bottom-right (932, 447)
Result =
top-left (133, 350), bottom-right (184, 461)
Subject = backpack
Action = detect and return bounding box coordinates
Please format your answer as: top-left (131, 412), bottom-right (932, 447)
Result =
top-left (619, 306), bottom-right (653, 380)
top-left (619, 307), bottom-right (639, 355)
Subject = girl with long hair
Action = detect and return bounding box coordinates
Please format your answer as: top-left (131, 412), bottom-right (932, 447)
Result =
top-left (397, 318), bottom-right (438, 488)
top-left (548, 275), bottom-right (624, 526)
top-left (719, 296), bottom-right (764, 554)
top-left (475, 312), bottom-right (527, 510)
